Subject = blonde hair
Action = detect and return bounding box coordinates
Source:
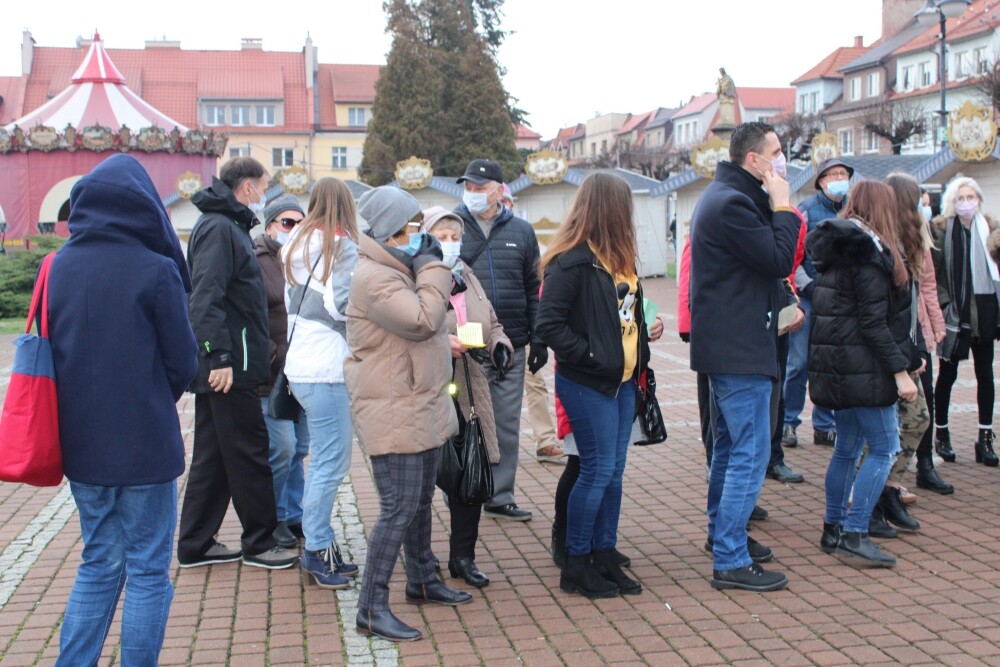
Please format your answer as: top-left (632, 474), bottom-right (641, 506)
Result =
top-left (283, 177), bottom-right (359, 285)
top-left (941, 175), bottom-right (985, 219)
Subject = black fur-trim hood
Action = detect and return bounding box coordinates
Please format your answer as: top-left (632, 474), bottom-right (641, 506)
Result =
top-left (806, 217), bottom-right (892, 275)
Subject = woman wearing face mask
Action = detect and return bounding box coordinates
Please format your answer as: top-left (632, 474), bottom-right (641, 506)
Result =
top-left (931, 176), bottom-right (1000, 467)
top-left (281, 178), bottom-right (360, 588)
top-left (421, 206), bottom-right (514, 588)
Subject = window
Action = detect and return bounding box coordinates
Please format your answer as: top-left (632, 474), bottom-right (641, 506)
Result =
top-left (955, 51), bottom-right (970, 79)
top-left (799, 94), bottom-right (807, 113)
top-left (272, 148), bottom-right (294, 168)
top-left (229, 147), bottom-right (248, 159)
top-left (205, 105), bottom-right (225, 126)
top-left (809, 92), bottom-right (818, 114)
top-left (590, 142), bottom-right (596, 157)
top-left (902, 65), bottom-right (914, 91)
top-left (919, 61), bottom-right (932, 87)
top-left (838, 128), bottom-right (854, 155)
top-left (601, 139), bottom-right (607, 153)
top-left (256, 105), bottom-right (275, 126)
top-left (348, 107), bottom-right (368, 126)
top-left (866, 72), bottom-right (880, 97)
top-left (974, 47), bottom-right (989, 75)
top-left (849, 78), bottom-right (861, 101)
top-left (231, 105), bottom-right (250, 127)
top-left (332, 146), bottom-right (347, 169)
top-left (865, 130), bottom-right (879, 153)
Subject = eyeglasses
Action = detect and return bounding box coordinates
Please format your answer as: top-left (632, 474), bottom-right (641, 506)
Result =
top-left (278, 217), bottom-right (303, 229)
top-left (955, 195), bottom-right (980, 203)
top-left (823, 170), bottom-right (851, 180)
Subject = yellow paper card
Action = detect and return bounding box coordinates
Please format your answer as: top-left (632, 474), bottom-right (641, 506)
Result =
top-left (457, 322), bottom-right (486, 348)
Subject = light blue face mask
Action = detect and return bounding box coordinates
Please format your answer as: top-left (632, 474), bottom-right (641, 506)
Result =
top-left (826, 180), bottom-right (850, 198)
top-left (919, 205), bottom-right (932, 222)
top-left (397, 231), bottom-right (425, 256)
top-left (276, 231), bottom-right (290, 246)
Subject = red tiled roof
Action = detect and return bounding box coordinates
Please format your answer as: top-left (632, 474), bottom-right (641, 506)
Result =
top-left (894, 0), bottom-right (1000, 57)
top-left (672, 93), bottom-right (716, 118)
top-left (316, 64), bottom-right (380, 130)
top-left (616, 109), bottom-right (657, 136)
top-left (515, 123), bottom-right (541, 139)
top-left (737, 87), bottom-right (795, 110)
top-left (549, 124), bottom-right (581, 149)
top-left (792, 46), bottom-right (871, 84)
top-left (0, 76), bottom-right (25, 125)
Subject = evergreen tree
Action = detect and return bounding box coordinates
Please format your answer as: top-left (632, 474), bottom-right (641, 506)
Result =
top-left (359, 0), bottom-right (523, 186)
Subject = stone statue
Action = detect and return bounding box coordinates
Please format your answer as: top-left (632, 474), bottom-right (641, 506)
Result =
top-left (716, 67), bottom-right (737, 127)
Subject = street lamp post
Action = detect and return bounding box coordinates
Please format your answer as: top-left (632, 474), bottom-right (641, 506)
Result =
top-left (915, 0), bottom-right (972, 150)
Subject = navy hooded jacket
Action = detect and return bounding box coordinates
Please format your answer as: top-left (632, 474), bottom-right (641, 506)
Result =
top-left (48, 154), bottom-right (198, 486)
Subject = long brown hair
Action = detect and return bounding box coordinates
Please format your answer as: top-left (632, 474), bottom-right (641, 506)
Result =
top-left (539, 172), bottom-right (637, 277)
top-left (284, 177), bottom-right (359, 285)
top-left (884, 173), bottom-right (925, 282)
top-left (840, 180), bottom-right (909, 287)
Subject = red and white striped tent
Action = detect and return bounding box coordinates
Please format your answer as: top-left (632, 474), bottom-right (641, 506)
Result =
top-left (4, 33), bottom-right (187, 133)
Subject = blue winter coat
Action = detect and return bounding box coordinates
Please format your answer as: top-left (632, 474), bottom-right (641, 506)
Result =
top-left (48, 154), bottom-right (198, 486)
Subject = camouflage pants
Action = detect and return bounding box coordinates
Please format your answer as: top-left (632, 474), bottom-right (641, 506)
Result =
top-left (889, 372), bottom-right (931, 484)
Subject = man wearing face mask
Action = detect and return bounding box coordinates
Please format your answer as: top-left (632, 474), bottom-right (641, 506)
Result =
top-left (454, 159), bottom-right (542, 522)
top-left (782, 158), bottom-right (853, 451)
top-left (178, 157), bottom-right (298, 570)
top-left (689, 122), bottom-right (801, 591)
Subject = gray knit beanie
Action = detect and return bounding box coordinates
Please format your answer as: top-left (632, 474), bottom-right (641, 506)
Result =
top-left (357, 186), bottom-right (422, 241)
top-left (262, 194), bottom-right (304, 227)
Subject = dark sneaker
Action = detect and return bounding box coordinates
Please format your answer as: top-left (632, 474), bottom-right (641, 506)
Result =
top-left (287, 522), bottom-right (304, 538)
top-left (750, 505), bottom-right (769, 522)
top-left (243, 545), bottom-right (298, 570)
top-left (273, 522), bottom-right (298, 549)
top-left (868, 507), bottom-right (899, 539)
top-left (705, 536), bottom-right (773, 563)
top-left (814, 430), bottom-right (836, 447)
top-left (781, 425), bottom-right (798, 447)
top-left (330, 542), bottom-right (359, 577)
top-left (711, 563), bottom-right (788, 592)
top-left (767, 464), bottom-right (804, 484)
top-left (178, 541), bottom-right (242, 568)
top-left (483, 503), bottom-right (532, 522)
top-left (301, 547), bottom-right (351, 588)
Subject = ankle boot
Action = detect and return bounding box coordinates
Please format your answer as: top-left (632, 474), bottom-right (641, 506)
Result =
top-left (836, 531), bottom-right (896, 567)
top-left (975, 429), bottom-right (999, 467)
top-left (916, 457), bottom-right (954, 494)
top-left (935, 427), bottom-right (956, 462)
top-left (877, 487), bottom-right (920, 532)
top-left (551, 525), bottom-right (567, 569)
top-left (592, 549), bottom-right (642, 595)
top-left (559, 554), bottom-right (619, 599)
top-left (820, 522), bottom-right (842, 554)
top-left (868, 506), bottom-right (898, 539)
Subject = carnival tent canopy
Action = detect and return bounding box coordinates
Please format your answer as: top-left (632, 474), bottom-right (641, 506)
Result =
top-left (4, 33), bottom-right (187, 132)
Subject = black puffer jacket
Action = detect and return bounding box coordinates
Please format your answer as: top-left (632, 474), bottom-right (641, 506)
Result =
top-left (807, 218), bottom-right (916, 409)
top-left (455, 204), bottom-right (541, 348)
top-left (187, 177), bottom-right (270, 393)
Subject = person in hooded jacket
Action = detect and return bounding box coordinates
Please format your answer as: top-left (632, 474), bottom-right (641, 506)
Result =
top-left (808, 180), bottom-right (921, 568)
top-left (48, 154), bottom-right (198, 665)
top-left (177, 157), bottom-right (297, 570)
top-left (346, 187), bottom-right (470, 643)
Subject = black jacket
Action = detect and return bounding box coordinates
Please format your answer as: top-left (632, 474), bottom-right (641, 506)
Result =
top-left (253, 234), bottom-right (286, 396)
top-left (455, 204), bottom-right (541, 348)
top-left (187, 177), bottom-right (270, 393)
top-left (689, 161), bottom-right (799, 379)
top-left (535, 244), bottom-right (648, 397)
top-left (807, 218), bottom-right (915, 409)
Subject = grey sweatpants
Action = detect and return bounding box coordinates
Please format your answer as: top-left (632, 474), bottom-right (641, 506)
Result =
top-left (485, 346), bottom-right (527, 506)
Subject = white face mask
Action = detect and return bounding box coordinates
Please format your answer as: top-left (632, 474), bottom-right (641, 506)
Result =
top-left (440, 241), bottom-right (462, 268)
top-left (275, 231), bottom-right (290, 246)
top-left (248, 184), bottom-right (267, 216)
top-left (463, 191), bottom-right (492, 215)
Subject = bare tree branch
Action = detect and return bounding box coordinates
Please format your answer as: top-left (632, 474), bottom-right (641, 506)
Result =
top-left (861, 99), bottom-right (927, 154)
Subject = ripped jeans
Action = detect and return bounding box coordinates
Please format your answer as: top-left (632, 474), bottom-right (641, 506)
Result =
top-left (824, 405), bottom-right (900, 533)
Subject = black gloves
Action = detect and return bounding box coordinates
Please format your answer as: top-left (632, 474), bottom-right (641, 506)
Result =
top-left (527, 343), bottom-right (548, 374)
top-left (451, 272), bottom-right (467, 296)
top-left (492, 345), bottom-right (510, 382)
top-left (412, 234), bottom-right (444, 272)
top-left (679, 332), bottom-right (690, 343)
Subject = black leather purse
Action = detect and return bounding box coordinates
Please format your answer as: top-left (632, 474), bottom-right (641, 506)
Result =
top-left (267, 256), bottom-right (320, 422)
top-left (634, 366), bottom-right (667, 446)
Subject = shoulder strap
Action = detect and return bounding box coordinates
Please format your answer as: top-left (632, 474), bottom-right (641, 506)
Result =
top-left (286, 254), bottom-right (323, 347)
top-left (461, 354), bottom-right (476, 413)
top-left (27, 253), bottom-right (56, 338)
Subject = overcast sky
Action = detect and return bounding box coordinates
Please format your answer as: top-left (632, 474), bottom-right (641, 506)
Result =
top-left (1, 0), bottom-right (884, 139)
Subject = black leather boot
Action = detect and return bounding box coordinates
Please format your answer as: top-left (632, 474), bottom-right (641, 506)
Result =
top-left (448, 557), bottom-right (489, 588)
top-left (916, 457), bottom-right (954, 494)
top-left (877, 487), bottom-right (920, 532)
top-left (356, 609), bottom-right (422, 642)
top-left (820, 523), bottom-right (842, 554)
top-left (593, 549), bottom-right (642, 595)
top-left (551, 525), bottom-right (567, 569)
top-left (935, 427), bottom-right (956, 462)
top-left (560, 554), bottom-right (619, 599)
top-left (868, 506), bottom-right (898, 539)
top-left (836, 531), bottom-right (896, 567)
top-left (975, 429), bottom-right (999, 467)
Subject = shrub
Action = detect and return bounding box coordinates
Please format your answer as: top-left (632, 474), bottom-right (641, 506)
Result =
top-left (0, 236), bottom-right (67, 319)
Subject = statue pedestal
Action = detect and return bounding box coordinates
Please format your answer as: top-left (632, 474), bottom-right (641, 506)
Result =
top-left (713, 124), bottom-right (736, 142)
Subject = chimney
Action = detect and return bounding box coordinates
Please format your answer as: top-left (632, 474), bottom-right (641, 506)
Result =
top-left (145, 38), bottom-right (181, 49)
top-left (854, 35), bottom-right (864, 48)
top-left (304, 34), bottom-right (317, 89)
top-left (241, 37), bottom-right (263, 51)
top-left (21, 29), bottom-right (35, 76)
top-left (882, 0), bottom-right (925, 40)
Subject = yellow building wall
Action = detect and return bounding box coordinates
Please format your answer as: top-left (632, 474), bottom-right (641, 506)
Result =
top-left (311, 131), bottom-right (368, 181)
top-left (221, 133), bottom-right (312, 175)
top-left (334, 104), bottom-right (373, 128)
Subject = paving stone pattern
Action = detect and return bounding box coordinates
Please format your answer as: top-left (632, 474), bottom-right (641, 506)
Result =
top-left (2, 277), bottom-right (1000, 666)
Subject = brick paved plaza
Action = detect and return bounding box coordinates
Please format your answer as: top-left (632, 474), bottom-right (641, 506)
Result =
top-left (2, 277), bottom-right (1000, 666)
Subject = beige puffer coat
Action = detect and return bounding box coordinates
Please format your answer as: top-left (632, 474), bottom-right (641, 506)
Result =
top-left (448, 265), bottom-right (513, 465)
top-left (344, 235), bottom-right (458, 456)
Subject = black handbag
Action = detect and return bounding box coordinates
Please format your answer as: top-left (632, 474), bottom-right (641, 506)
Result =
top-left (437, 375), bottom-right (465, 496)
top-left (267, 255), bottom-right (321, 422)
top-left (634, 366), bottom-right (667, 446)
top-left (454, 354), bottom-right (494, 505)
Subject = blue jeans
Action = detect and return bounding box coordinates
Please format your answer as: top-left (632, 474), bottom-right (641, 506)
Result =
top-left (261, 397), bottom-right (310, 524)
top-left (556, 373), bottom-right (636, 556)
top-left (289, 382), bottom-right (353, 552)
top-left (783, 298), bottom-right (835, 432)
top-left (707, 374), bottom-right (772, 571)
top-left (57, 481), bottom-right (177, 667)
top-left (825, 405), bottom-right (900, 532)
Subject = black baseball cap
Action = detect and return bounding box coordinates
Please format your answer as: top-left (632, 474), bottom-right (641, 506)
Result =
top-left (456, 159), bottom-right (504, 185)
